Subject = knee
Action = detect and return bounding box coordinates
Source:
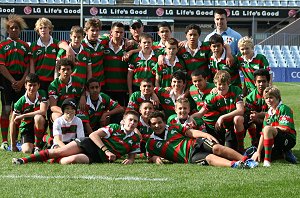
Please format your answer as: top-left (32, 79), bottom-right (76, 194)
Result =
top-left (205, 154), bottom-right (214, 165)
top-left (212, 144), bottom-right (223, 155)
top-left (22, 144), bottom-right (33, 154)
top-left (234, 116), bottom-right (244, 125)
top-left (34, 115), bottom-right (45, 126)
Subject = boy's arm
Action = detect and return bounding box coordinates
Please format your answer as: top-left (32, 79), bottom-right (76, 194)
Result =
top-left (53, 135), bottom-right (65, 148)
top-left (58, 41), bottom-right (75, 62)
top-left (14, 101), bottom-right (48, 123)
top-left (127, 70), bottom-right (133, 97)
top-left (87, 63), bottom-right (92, 81)
top-left (30, 57), bottom-right (35, 73)
top-left (10, 113), bottom-right (18, 152)
top-left (0, 64), bottom-right (16, 85)
top-left (190, 106), bottom-right (208, 120)
top-left (252, 135), bottom-right (264, 162)
top-left (14, 67), bottom-right (29, 92)
top-left (89, 129), bottom-right (116, 162)
top-left (122, 47), bottom-right (141, 62)
top-left (122, 153), bottom-right (136, 165)
top-left (83, 122), bottom-right (94, 136)
top-left (185, 129), bottom-right (219, 143)
top-left (215, 102), bottom-right (244, 130)
top-left (224, 44), bottom-right (234, 66)
top-left (49, 96), bottom-right (62, 114)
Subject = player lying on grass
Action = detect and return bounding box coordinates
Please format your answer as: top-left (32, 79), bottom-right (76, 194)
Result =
top-left (146, 111), bottom-right (258, 168)
top-left (12, 110), bottom-right (141, 165)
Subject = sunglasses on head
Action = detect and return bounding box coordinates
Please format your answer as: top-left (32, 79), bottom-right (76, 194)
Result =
top-left (131, 23), bottom-right (142, 30)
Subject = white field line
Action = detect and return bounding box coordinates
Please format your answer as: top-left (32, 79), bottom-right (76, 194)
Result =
top-left (0, 174), bottom-right (169, 181)
top-left (281, 83), bottom-right (300, 87)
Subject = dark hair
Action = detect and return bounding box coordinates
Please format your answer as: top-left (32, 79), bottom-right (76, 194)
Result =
top-left (56, 58), bottom-right (74, 71)
top-left (191, 69), bottom-right (208, 78)
top-left (139, 33), bottom-right (153, 42)
top-left (254, 69), bottom-right (271, 82)
top-left (141, 78), bottom-right (154, 84)
top-left (70, 25), bottom-right (84, 36)
top-left (139, 100), bottom-right (154, 110)
top-left (172, 70), bottom-right (186, 83)
top-left (157, 21), bottom-right (171, 31)
top-left (214, 9), bottom-right (227, 17)
top-left (185, 24), bottom-right (201, 35)
top-left (124, 110), bottom-right (140, 119)
top-left (148, 111), bottom-right (166, 125)
top-left (86, 77), bottom-right (100, 88)
top-left (209, 34), bottom-right (224, 45)
top-left (25, 73), bottom-right (40, 84)
top-left (166, 38), bottom-right (178, 48)
top-left (111, 22), bottom-right (124, 29)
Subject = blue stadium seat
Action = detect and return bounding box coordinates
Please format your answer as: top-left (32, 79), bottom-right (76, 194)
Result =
top-left (280, 0), bottom-right (288, 6)
top-left (190, 0), bottom-right (196, 5)
top-left (181, 0), bottom-right (189, 5)
top-left (157, 0), bottom-right (164, 4)
top-left (264, 0), bottom-right (273, 6)
top-left (133, 0), bottom-right (139, 4)
top-left (226, 0), bottom-right (236, 6)
top-left (273, 0), bottom-right (281, 6)
top-left (239, 0), bottom-right (250, 6)
top-left (195, 0), bottom-right (204, 5)
top-left (173, 0), bottom-right (180, 5)
top-left (263, 45), bottom-right (272, 51)
top-left (215, 0), bottom-right (226, 6)
top-left (90, 0), bottom-right (101, 3)
top-left (277, 59), bottom-right (287, 68)
top-left (165, 0), bottom-right (173, 5)
top-left (203, 0), bottom-right (213, 5)
top-left (109, 0), bottom-right (115, 4)
top-left (288, 0), bottom-right (297, 6)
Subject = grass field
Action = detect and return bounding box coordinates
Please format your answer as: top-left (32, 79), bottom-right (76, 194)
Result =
top-left (0, 82), bottom-right (300, 197)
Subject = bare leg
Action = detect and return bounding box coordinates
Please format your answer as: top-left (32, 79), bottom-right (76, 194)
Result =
top-left (212, 144), bottom-right (244, 161)
top-left (59, 154), bottom-right (90, 164)
top-left (205, 154), bottom-right (232, 167)
top-left (49, 141), bottom-right (83, 159)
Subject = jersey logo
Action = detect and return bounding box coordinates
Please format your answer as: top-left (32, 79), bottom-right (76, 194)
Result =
top-left (21, 46), bottom-right (26, 51)
top-left (156, 141), bottom-right (162, 148)
top-left (182, 54), bottom-right (188, 59)
top-left (5, 45), bottom-right (10, 50)
top-left (165, 99), bottom-right (171, 104)
top-left (200, 53), bottom-right (205, 56)
top-left (136, 62), bottom-right (142, 67)
top-left (36, 50), bottom-right (43, 55)
top-left (52, 49), bottom-right (56, 53)
top-left (170, 129), bottom-right (177, 135)
top-left (128, 140), bottom-right (133, 145)
top-left (253, 64), bottom-right (260, 70)
top-left (104, 50), bottom-right (110, 54)
top-left (72, 88), bottom-right (77, 93)
top-left (82, 57), bottom-right (87, 61)
top-left (162, 69), bottom-right (167, 74)
top-left (280, 115), bottom-right (291, 124)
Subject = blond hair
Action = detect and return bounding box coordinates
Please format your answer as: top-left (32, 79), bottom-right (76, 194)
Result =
top-left (238, 36), bottom-right (254, 49)
top-left (263, 86), bottom-right (281, 101)
top-left (84, 18), bottom-right (102, 32)
top-left (5, 14), bottom-right (28, 30)
top-left (34, 17), bottom-right (54, 34)
top-left (213, 70), bottom-right (231, 84)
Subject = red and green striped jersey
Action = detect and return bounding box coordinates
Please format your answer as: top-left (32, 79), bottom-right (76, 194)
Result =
top-left (82, 37), bottom-right (108, 86)
top-left (0, 38), bottom-right (29, 75)
top-left (57, 44), bottom-right (92, 85)
top-left (128, 50), bottom-right (158, 86)
top-left (152, 41), bottom-right (165, 55)
top-left (103, 40), bottom-right (128, 92)
top-left (77, 92), bottom-right (121, 130)
top-left (13, 90), bottom-right (48, 133)
top-left (100, 124), bottom-right (141, 159)
top-left (189, 82), bottom-right (215, 111)
top-left (237, 53), bottom-right (270, 91)
top-left (167, 114), bottom-right (205, 131)
top-left (263, 103), bottom-right (296, 138)
top-left (48, 76), bottom-right (84, 107)
top-left (154, 56), bottom-right (186, 88)
top-left (30, 37), bottom-right (60, 82)
top-left (137, 116), bottom-right (153, 146)
top-left (177, 41), bottom-right (211, 84)
top-left (204, 85), bottom-right (243, 129)
top-left (155, 87), bottom-right (185, 118)
top-left (245, 88), bottom-right (268, 113)
top-left (209, 52), bottom-right (241, 88)
top-left (146, 124), bottom-right (195, 163)
top-left (127, 91), bottom-right (154, 112)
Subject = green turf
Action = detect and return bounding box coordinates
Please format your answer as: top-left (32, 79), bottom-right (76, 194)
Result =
top-left (0, 82), bottom-right (299, 197)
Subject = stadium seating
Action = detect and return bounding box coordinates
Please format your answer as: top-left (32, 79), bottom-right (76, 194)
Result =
top-left (257, 45), bottom-right (300, 68)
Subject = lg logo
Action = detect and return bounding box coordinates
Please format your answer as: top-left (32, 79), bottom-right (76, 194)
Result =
top-left (291, 72), bottom-right (300, 78)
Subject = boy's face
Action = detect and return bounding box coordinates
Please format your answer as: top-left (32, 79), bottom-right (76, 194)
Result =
top-left (171, 78), bottom-right (185, 91)
top-left (38, 25), bottom-right (50, 38)
top-left (64, 105), bottom-right (76, 120)
top-left (140, 37), bottom-right (152, 51)
top-left (255, 76), bottom-right (269, 95)
top-left (149, 117), bottom-right (166, 135)
top-left (85, 26), bottom-right (100, 41)
top-left (186, 29), bottom-right (200, 45)
top-left (70, 32), bottom-right (83, 48)
top-left (210, 43), bottom-right (223, 56)
top-left (123, 114), bottom-right (139, 132)
top-left (175, 102), bottom-right (190, 120)
top-left (140, 81), bottom-right (154, 95)
top-left (264, 95), bottom-right (279, 109)
top-left (139, 103), bottom-right (154, 119)
top-left (239, 45), bottom-right (254, 57)
top-left (214, 13), bottom-right (227, 31)
top-left (192, 75), bottom-right (207, 91)
top-left (111, 26), bottom-right (124, 41)
top-left (58, 65), bottom-right (72, 80)
top-left (165, 42), bottom-right (178, 58)
top-left (216, 81), bottom-right (229, 96)
top-left (7, 22), bottom-right (21, 40)
top-left (88, 81), bottom-right (101, 97)
top-left (158, 27), bottom-right (171, 42)
top-left (25, 82), bottom-right (40, 95)
top-left (130, 23), bottom-right (143, 38)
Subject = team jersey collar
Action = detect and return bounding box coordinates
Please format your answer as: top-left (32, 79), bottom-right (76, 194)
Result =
top-left (108, 39), bottom-right (125, 54)
top-left (157, 40), bottom-right (166, 48)
top-left (69, 43), bottom-right (83, 55)
top-left (169, 89), bottom-right (184, 103)
top-left (138, 50), bottom-right (155, 60)
top-left (139, 116), bottom-right (149, 127)
top-left (242, 51), bottom-right (258, 62)
top-left (120, 125), bottom-right (135, 139)
top-left (267, 101), bottom-right (282, 115)
top-left (211, 49), bottom-right (226, 62)
top-left (62, 114), bottom-right (75, 124)
top-left (174, 116), bottom-right (189, 126)
top-left (83, 36), bottom-right (101, 50)
top-left (37, 36), bottom-right (53, 48)
top-left (140, 92), bottom-right (153, 101)
top-left (185, 40), bottom-right (202, 56)
top-left (164, 56), bottom-right (179, 67)
top-left (86, 93), bottom-right (103, 110)
top-left (24, 91), bottom-right (40, 105)
top-left (150, 125), bottom-right (169, 140)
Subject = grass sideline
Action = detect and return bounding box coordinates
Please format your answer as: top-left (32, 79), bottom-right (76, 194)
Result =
top-left (0, 82), bottom-right (299, 197)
